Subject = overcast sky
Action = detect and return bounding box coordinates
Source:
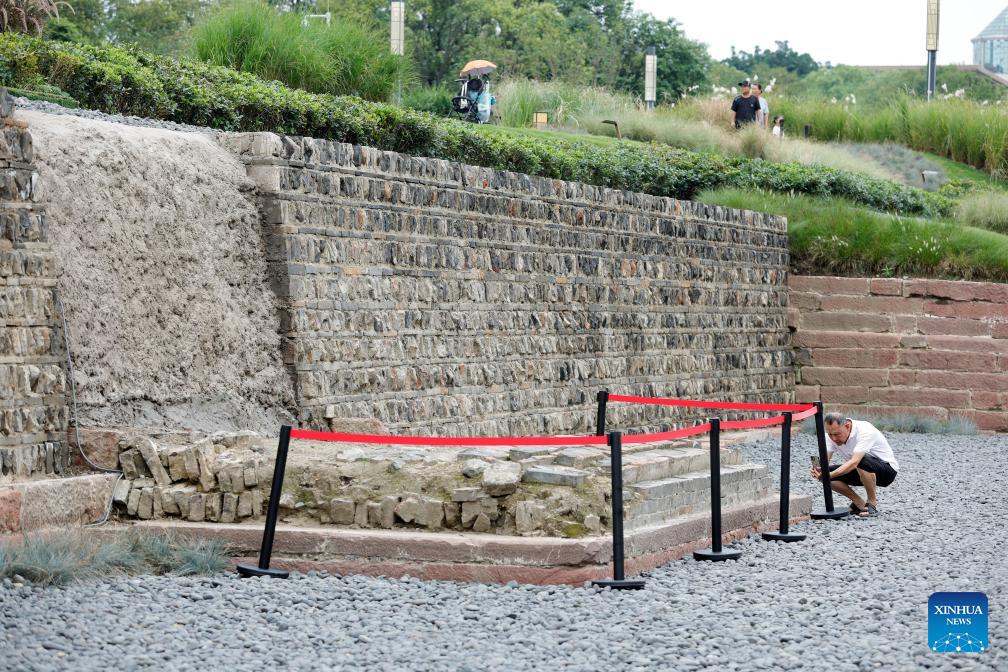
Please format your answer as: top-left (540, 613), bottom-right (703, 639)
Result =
top-left (633, 1), bottom-right (1007, 66)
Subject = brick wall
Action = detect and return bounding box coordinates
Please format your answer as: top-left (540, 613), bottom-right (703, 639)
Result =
top-left (789, 275), bottom-right (1008, 431)
top-left (222, 133), bottom-right (795, 436)
top-left (0, 90), bottom-right (69, 478)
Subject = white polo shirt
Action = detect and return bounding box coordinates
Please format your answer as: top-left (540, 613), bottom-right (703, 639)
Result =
top-left (827, 420), bottom-right (899, 471)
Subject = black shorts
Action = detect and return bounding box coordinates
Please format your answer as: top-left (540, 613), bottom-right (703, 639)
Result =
top-left (828, 453), bottom-right (898, 488)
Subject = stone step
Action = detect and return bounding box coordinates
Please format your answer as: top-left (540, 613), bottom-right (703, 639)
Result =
top-left (0, 472), bottom-right (119, 533)
top-left (624, 464), bottom-right (772, 529)
top-left (595, 446), bottom-right (744, 485)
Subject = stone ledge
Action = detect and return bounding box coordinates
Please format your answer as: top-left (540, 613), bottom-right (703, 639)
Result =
top-left (131, 493), bottom-right (810, 585)
top-left (0, 473), bottom-right (118, 532)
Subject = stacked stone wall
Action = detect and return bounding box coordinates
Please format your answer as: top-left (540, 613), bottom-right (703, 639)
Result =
top-left (222, 133), bottom-right (794, 436)
top-left (790, 275), bottom-right (1008, 431)
top-left (0, 91), bottom-right (68, 478)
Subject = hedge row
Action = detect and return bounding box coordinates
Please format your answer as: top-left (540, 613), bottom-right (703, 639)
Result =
top-left (0, 34), bottom-right (952, 218)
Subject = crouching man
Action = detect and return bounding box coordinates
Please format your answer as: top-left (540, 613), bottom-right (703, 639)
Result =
top-left (810, 413), bottom-right (899, 517)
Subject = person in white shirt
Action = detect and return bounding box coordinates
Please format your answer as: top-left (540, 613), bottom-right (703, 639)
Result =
top-left (809, 412), bottom-right (899, 517)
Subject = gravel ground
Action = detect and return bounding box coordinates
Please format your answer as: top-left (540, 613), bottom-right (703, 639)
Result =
top-left (12, 96), bottom-right (220, 135)
top-left (1, 432), bottom-right (1004, 671)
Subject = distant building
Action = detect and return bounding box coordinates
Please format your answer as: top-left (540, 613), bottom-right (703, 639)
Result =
top-left (973, 6), bottom-right (1008, 73)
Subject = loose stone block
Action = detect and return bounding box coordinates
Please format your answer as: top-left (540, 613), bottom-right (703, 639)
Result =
top-left (444, 502), bottom-right (460, 528)
top-left (126, 488), bottom-right (141, 516)
top-left (472, 513), bottom-right (491, 533)
top-left (243, 466), bottom-right (258, 488)
top-left (451, 487), bottom-right (483, 502)
top-left (460, 459), bottom-right (488, 479)
top-left (554, 447), bottom-right (606, 469)
top-left (237, 491), bottom-right (253, 518)
top-left (523, 465), bottom-right (589, 487)
top-left (188, 493), bottom-right (206, 522)
top-left (508, 446), bottom-right (554, 462)
top-left (194, 444), bottom-right (217, 492)
top-left (250, 487), bottom-right (263, 517)
top-left (460, 500), bottom-right (480, 528)
top-left (119, 450), bottom-right (140, 480)
top-left (137, 439), bottom-right (171, 487)
top-left (167, 449), bottom-right (189, 482)
top-left (354, 501), bottom-right (369, 527)
top-left (205, 493), bottom-right (223, 522)
top-left (182, 449), bottom-right (200, 482)
top-left (482, 462), bottom-right (522, 496)
top-left (112, 479), bottom-right (131, 506)
top-left (221, 493), bottom-right (238, 523)
top-left (137, 488), bottom-right (154, 520)
top-left (330, 498), bottom-right (355, 524)
top-left (516, 501), bottom-right (547, 535)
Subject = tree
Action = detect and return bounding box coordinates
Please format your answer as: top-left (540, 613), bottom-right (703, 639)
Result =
top-left (725, 40), bottom-right (818, 77)
top-left (616, 12), bottom-right (710, 101)
top-left (108, 0), bottom-right (206, 56)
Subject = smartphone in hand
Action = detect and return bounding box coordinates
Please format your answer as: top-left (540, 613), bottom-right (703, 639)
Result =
top-left (811, 455), bottom-right (820, 469)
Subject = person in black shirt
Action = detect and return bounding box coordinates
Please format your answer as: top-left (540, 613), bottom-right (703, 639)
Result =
top-left (730, 80), bottom-right (763, 129)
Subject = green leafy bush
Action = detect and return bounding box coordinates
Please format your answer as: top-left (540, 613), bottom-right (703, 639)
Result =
top-left (0, 33), bottom-right (951, 217)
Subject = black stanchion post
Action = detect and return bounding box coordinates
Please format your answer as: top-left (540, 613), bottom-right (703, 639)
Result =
top-left (694, 418), bottom-right (742, 561)
top-left (596, 390), bottom-right (609, 436)
top-left (762, 412), bottom-right (805, 542)
top-left (237, 425), bottom-right (292, 578)
top-left (810, 401), bottom-right (849, 520)
top-left (591, 431), bottom-right (645, 590)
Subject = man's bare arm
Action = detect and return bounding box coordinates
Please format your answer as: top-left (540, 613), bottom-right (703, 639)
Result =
top-left (828, 452), bottom-right (865, 478)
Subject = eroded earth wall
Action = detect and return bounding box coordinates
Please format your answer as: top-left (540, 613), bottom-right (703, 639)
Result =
top-left (222, 133), bottom-right (794, 435)
top-left (22, 111), bottom-right (296, 434)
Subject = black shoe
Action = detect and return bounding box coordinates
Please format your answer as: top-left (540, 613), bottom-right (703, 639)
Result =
top-left (849, 502), bottom-right (866, 516)
top-left (859, 503), bottom-right (878, 517)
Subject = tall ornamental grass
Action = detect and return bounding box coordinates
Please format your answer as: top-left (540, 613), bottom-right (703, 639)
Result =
top-left (700, 188), bottom-right (1008, 282)
top-left (192, 0), bottom-right (413, 102)
top-left (762, 97), bottom-right (1008, 177)
top-left (489, 78), bottom-right (896, 180)
top-left (956, 191), bottom-right (1008, 235)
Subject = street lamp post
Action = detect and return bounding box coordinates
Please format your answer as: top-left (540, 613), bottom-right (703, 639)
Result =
top-left (390, 1), bottom-right (405, 56)
top-left (391, 1), bottom-right (405, 105)
top-left (644, 47), bottom-right (657, 111)
top-left (926, 0), bottom-right (940, 101)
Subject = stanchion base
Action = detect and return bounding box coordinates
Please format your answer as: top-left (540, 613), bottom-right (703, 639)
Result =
top-left (761, 531), bottom-right (806, 542)
top-left (236, 563), bottom-right (290, 579)
top-left (693, 548), bottom-right (743, 562)
top-left (591, 579), bottom-right (646, 590)
top-left (810, 508), bottom-right (849, 520)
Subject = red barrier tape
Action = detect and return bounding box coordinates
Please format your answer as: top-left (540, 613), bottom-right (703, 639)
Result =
top-left (792, 406), bottom-right (818, 422)
top-left (622, 422), bottom-right (713, 444)
top-left (608, 395), bottom-right (814, 413)
top-left (289, 429), bottom-right (608, 447)
top-left (288, 401), bottom-right (818, 448)
top-left (721, 415), bottom-right (786, 431)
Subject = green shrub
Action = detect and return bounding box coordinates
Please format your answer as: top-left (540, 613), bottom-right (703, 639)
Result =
top-left (191, 0), bottom-right (412, 103)
top-left (0, 33), bottom-right (951, 217)
top-left (955, 191), bottom-right (1008, 235)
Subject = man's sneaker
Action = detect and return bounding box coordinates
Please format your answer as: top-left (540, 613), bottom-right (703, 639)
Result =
top-left (859, 503), bottom-right (878, 517)
top-left (849, 502), bottom-right (866, 516)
